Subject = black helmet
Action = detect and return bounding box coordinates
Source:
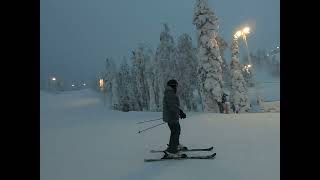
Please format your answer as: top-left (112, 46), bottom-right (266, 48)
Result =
top-left (167, 79), bottom-right (178, 86)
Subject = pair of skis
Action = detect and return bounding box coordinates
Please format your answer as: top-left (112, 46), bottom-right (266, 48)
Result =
top-left (144, 146), bottom-right (216, 162)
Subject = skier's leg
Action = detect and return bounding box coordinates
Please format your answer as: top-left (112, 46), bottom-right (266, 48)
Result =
top-left (171, 122), bottom-right (180, 153)
top-left (168, 123), bottom-right (174, 150)
top-left (218, 102), bottom-right (223, 113)
top-left (167, 122), bottom-right (180, 153)
top-left (176, 121), bottom-right (181, 146)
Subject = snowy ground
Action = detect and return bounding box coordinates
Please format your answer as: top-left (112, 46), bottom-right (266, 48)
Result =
top-left (253, 70), bottom-right (280, 102)
top-left (41, 89), bottom-right (279, 180)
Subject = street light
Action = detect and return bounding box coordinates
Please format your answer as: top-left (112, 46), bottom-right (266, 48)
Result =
top-left (48, 77), bottom-right (57, 91)
top-left (243, 64), bottom-right (252, 73)
top-left (234, 30), bottom-right (242, 39)
top-left (99, 79), bottom-right (104, 89)
top-left (242, 27), bottom-right (250, 34)
top-left (99, 78), bottom-right (106, 106)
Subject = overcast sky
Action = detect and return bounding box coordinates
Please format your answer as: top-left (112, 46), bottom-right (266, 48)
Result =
top-left (40, 0), bottom-right (279, 84)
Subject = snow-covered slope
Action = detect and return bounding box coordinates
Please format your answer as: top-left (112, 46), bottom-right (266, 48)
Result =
top-left (41, 89), bottom-right (279, 180)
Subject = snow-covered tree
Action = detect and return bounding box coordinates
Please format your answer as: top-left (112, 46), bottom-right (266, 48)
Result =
top-left (131, 46), bottom-right (150, 111)
top-left (144, 47), bottom-right (158, 111)
top-left (229, 37), bottom-right (250, 113)
top-left (117, 57), bottom-right (132, 111)
top-left (241, 59), bottom-right (255, 87)
top-left (111, 75), bottom-right (119, 109)
top-left (193, 0), bottom-right (224, 112)
top-left (175, 33), bottom-right (198, 111)
top-left (104, 58), bottom-right (118, 108)
top-left (154, 23), bottom-right (177, 111)
top-left (127, 69), bottom-right (139, 111)
top-left (216, 35), bottom-right (231, 88)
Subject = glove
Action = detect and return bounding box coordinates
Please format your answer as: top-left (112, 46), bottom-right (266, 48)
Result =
top-left (179, 109), bottom-right (186, 119)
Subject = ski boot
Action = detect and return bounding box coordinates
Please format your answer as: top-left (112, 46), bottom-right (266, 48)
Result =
top-left (163, 150), bottom-right (186, 158)
top-left (177, 144), bottom-right (188, 151)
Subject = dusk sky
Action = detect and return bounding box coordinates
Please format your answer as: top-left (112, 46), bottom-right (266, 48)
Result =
top-left (40, 0), bottom-right (279, 84)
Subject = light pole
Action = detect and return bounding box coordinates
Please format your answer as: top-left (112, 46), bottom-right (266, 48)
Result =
top-left (240, 27), bottom-right (251, 65)
top-left (234, 27), bottom-right (252, 64)
top-left (237, 26), bottom-right (255, 83)
top-left (242, 27), bottom-right (255, 85)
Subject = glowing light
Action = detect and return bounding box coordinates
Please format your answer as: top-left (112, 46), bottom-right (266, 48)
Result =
top-left (83, 83), bottom-right (86, 86)
top-left (51, 77), bottom-right (56, 81)
top-left (234, 31), bottom-right (242, 39)
top-left (99, 79), bottom-right (104, 88)
top-left (72, 84), bottom-right (75, 87)
top-left (242, 27), bottom-right (250, 34)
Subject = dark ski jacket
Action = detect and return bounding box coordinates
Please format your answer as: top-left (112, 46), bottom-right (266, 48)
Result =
top-left (221, 93), bottom-right (228, 104)
top-left (162, 85), bottom-right (180, 123)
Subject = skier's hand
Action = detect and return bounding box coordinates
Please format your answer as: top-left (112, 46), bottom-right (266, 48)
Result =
top-left (181, 112), bottom-right (186, 119)
top-left (179, 110), bottom-right (186, 119)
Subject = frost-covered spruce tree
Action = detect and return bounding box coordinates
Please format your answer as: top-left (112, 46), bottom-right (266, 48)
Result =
top-left (144, 47), bottom-right (157, 111)
top-left (117, 57), bottom-right (132, 111)
top-left (154, 23), bottom-right (176, 111)
top-left (216, 35), bottom-right (231, 88)
top-left (128, 68), bottom-right (139, 111)
top-left (175, 33), bottom-right (198, 111)
top-left (111, 74), bottom-right (119, 109)
top-left (104, 58), bottom-right (119, 108)
top-left (140, 44), bottom-right (155, 111)
top-left (131, 46), bottom-right (149, 111)
top-left (240, 53), bottom-right (255, 87)
top-left (193, 0), bottom-right (224, 112)
top-left (229, 37), bottom-right (250, 113)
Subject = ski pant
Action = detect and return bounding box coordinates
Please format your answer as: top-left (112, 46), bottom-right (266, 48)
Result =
top-left (167, 121), bottom-right (181, 153)
top-left (218, 102), bottom-right (224, 113)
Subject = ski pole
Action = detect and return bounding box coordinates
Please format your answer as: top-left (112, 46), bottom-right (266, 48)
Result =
top-left (136, 118), bottom-right (163, 124)
top-left (137, 122), bottom-right (166, 134)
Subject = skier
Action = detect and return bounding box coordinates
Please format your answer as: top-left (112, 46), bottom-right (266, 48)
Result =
top-left (231, 103), bottom-right (238, 113)
top-left (222, 93), bottom-right (228, 104)
top-left (218, 93), bottom-right (228, 113)
top-left (221, 93), bottom-right (229, 113)
top-left (163, 79), bottom-right (187, 157)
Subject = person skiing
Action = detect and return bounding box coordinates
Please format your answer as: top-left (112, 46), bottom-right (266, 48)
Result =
top-left (222, 93), bottom-right (228, 104)
top-left (218, 93), bottom-right (228, 113)
top-left (221, 93), bottom-right (228, 113)
top-left (162, 79), bottom-right (186, 157)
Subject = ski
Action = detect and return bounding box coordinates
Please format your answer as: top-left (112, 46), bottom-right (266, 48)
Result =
top-left (144, 153), bottom-right (216, 162)
top-left (150, 146), bottom-right (214, 153)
